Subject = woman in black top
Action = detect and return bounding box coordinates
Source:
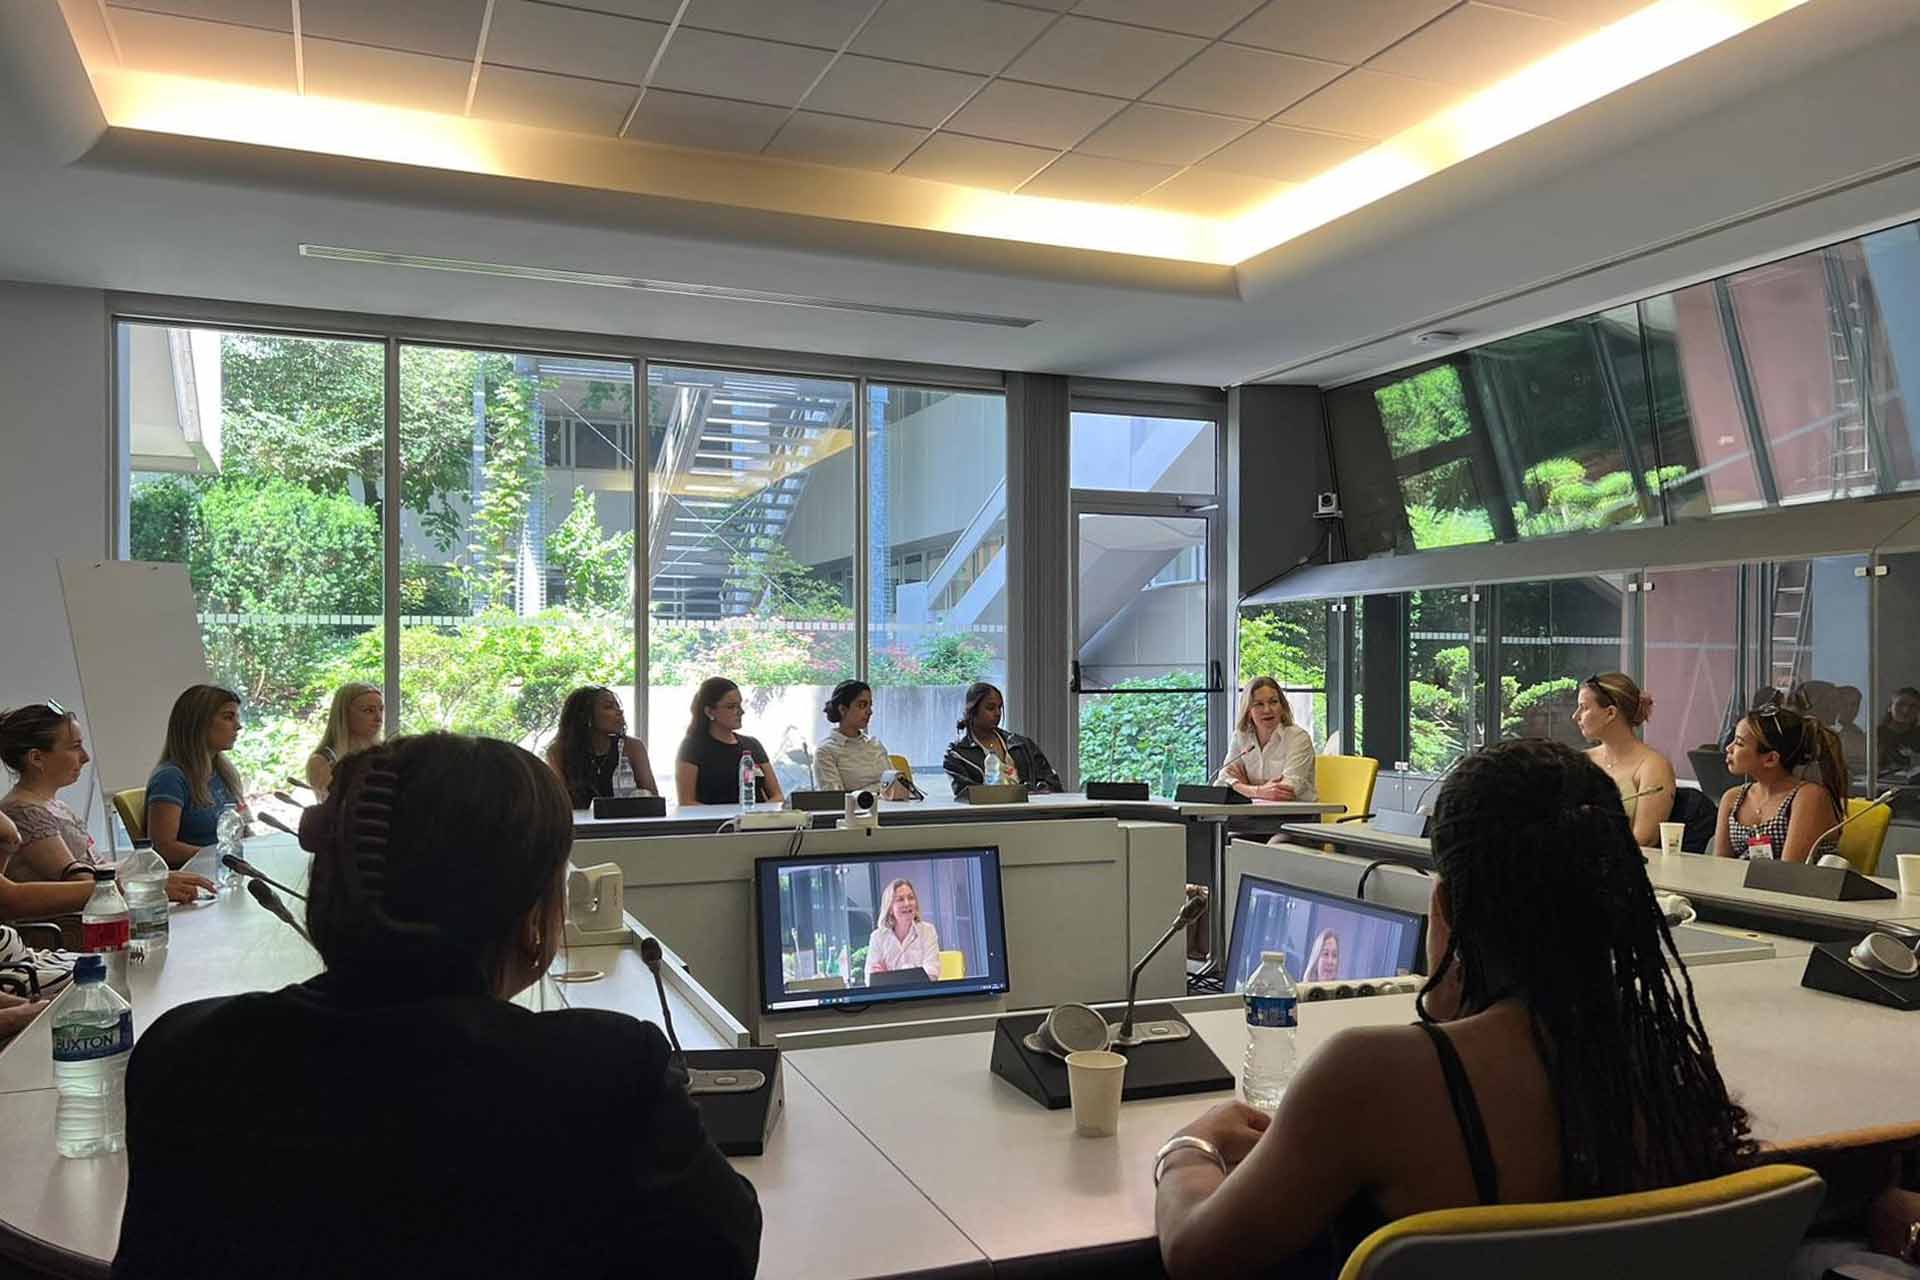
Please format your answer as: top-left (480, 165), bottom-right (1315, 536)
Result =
top-left (1154, 739), bottom-right (1753, 1278)
top-left (676, 676), bottom-right (786, 807)
top-left (545, 685), bottom-right (658, 809)
top-left (115, 733), bottom-right (760, 1280)
top-left (943, 682), bottom-right (1063, 798)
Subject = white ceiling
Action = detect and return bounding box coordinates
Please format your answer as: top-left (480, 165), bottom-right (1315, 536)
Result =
top-left (0, 0), bottom-right (1918, 388)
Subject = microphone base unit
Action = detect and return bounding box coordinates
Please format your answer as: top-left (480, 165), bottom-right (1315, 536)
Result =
top-left (1801, 942), bottom-right (1920, 1011)
top-left (1743, 858), bottom-right (1896, 902)
top-left (683, 1048), bottom-right (785, 1156)
top-left (591, 795), bottom-right (667, 819)
top-left (990, 1003), bottom-right (1232, 1109)
top-left (1085, 781), bottom-right (1150, 801)
top-left (1108, 1017), bottom-right (1194, 1048)
top-left (965, 784), bottom-right (1028, 805)
top-left (1174, 784), bottom-right (1248, 806)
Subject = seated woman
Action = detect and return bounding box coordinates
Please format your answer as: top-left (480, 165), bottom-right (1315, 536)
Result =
top-left (115, 732), bottom-right (761, 1279)
top-left (1, 702), bottom-right (103, 882)
top-left (1573, 672), bottom-right (1676, 847)
top-left (1303, 928), bottom-right (1339, 983)
top-left (676, 677), bottom-right (785, 807)
top-left (1154, 738), bottom-right (1755, 1279)
top-left (1714, 703), bottom-right (1846, 863)
top-left (546, 685), bottom-right (658, 809)
top-left (943, 682), bottom-right (1063, 798)
top-left (144, 684), bottom-right (249, 869)
top-left (1215, 677), bottom-right (1316, 802)
top-left (305, 682), bottom-right (384, 801)
top-left (814, 680), bottom-right (914, 800)
top-left (0, 790), bottom-right (209, 923)
top-left (864, 877), bottom-right (940, 983)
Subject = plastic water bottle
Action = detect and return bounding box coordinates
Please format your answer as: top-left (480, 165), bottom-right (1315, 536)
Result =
top-left (983, 749), bottom-right (1003, 787)
top-left (118, 847), bottom-right (170, 960)
top-left (738, 752), bottom-right (757, 808)
top-left (1242, 950), bottom-right (1299, 1112)
top-left (52, 954), bottom-right (133, 1158)
top-left (216, 804), bottom-right (244, 890)
top-left (79, 868), bottom-right (132, 1002)
top-left (611, 735), bottom-right (638, 798)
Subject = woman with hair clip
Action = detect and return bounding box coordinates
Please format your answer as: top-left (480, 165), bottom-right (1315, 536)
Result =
top-left (546, 685), bottom-right (657, 809)
top-left (943, 682), bottom-right (1063, 799)
top-left (115, 733), bottom-right (762, 1278)
top-left (144, 684), bottom-right (249, 868)
top-left (1216, 677), bottom-right (1316, 802)
top-left (815, 680), bottom-right (915, 799)
top-left (305, 682), bottom-right (384, 801)
top-left (1714, 702), bottom-right (1847, 862)
top-left (1154, 739), bottom-right (1755, 1278)
top-left (1573, 672), bottom-right (1676, 848)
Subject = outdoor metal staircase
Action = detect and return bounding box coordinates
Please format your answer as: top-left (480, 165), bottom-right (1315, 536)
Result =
top-left (1767, 559), bottom-right (1814, 694)
top-left (1822, 247), bottom-right (1889, 499)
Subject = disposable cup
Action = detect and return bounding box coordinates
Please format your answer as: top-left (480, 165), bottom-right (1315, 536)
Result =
top-left (1658, 822), bottom-right (1685, 857)
top-left (1898, 854), bottom-right (1920, 898)
top-left (1065, 1050), bottom-right (1127, 1138)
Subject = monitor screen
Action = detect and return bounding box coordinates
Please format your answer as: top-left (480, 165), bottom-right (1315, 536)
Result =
top-left (755, 846), bottom-right (1011, 1013)
top-left (1225, 874), bottom-right (1425, 993)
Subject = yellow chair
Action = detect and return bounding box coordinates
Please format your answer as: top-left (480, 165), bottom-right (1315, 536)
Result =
top-left (938, 950), bottom-right (965, 980)
top-left (1836, 796), bottom-right (1892, 875)
top-left (888, 754), bottom-right (915, 788)
top-left (112, 788), bottom-right (148, 843)
top-left (1338, 1164), bottom-right (1823, 1280)
top-left (1315, 754), bottom-right (1379, 825)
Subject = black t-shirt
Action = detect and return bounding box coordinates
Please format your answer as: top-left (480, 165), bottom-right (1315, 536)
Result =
top-left (677, 733), bottom-right (771, 805)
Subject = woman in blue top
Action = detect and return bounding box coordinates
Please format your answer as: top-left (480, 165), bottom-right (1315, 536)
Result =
top-left (145, 684), bottom-right (248, 868)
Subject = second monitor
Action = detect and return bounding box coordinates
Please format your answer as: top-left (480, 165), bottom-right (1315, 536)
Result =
top-left (1226, 875), bottom-right (1425, 994)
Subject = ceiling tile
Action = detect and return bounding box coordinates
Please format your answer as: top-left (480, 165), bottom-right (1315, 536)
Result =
top-left (1148, 42), bottom-right (1343, 118)
top-left (1017, 152), bottom-right (1178, 202)
top-left (470, 63), bottom-right (636, 134)
top-left (1068, 0), bottom-right (1265, 39)
top-left (1134, 166), bottom-right (1292, 217)
top-left (106, 0), bottom-right (292, 32)
top-left (485, 0), bottom-right (666, 86)
top-left (765, 112), bottom-right (927, 170)
top-left (1199, 122), bottom-right (1370, 179)
top-left (850, 0), bottom-right (1055, 76)
top-left (1076, 103), bottom-right (1249, 164)
top-left (109, 9), bottom-right (294, 90)
top-left (300, 0), bottom-right (488, 61)
top-left (1368, 3), bottom-right (1572, 86)
top-left (1229, 0), bottom-right (1455, 65)
top-left (683, 0), bottom-right (877, 49)
top-left (896, 133), bottom-right (1057, 190)
top-left (1004, 16), bottom-right (1204, 97)
top-left (802, 55), bottom-right (985, 129)
top-left (623, 89), bottom-right (788, 151)
top-left (1276, 68), bottom-right (1462, 138)
top-left (544, 0), bottom-right (682, 17)
top-left (943, 80), bottom-right (1125, 149)
top-left (1491, 0), bottom-right (1648, 24)
top-left (304, 39), bottom-right (473, 113)
top-left (648, 28), bottom-right (834, 107)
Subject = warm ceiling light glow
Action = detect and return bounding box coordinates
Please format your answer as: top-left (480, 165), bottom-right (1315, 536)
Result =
top-left (926, 188), bottom-right (1230, 265)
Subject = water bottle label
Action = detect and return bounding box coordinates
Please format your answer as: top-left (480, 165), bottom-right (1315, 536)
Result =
top-left (82, 918), bottom-right (131, 951)
top-left (1245, 995), bottom-right (1297, 1029)
top-left (52, 1011), bottom-right (133, 1062)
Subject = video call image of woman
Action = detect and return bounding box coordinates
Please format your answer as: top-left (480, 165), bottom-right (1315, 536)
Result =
top-left (1304, 929), bottom-right (1341, 982)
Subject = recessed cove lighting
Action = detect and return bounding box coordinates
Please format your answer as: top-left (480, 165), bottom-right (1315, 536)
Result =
top-left (297, 245), bottom-right (1039, 329)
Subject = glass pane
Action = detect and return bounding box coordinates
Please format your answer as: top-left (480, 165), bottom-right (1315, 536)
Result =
top-left (646, 365), bottom-right (855, 793)
top-left (1640, 289), bottom-right (1768, 517)
top-left (866, 385), bottom-right (1008, 777)
top-left (1857, 223), bottom-right (1920, 490)
top-left (1642, 567), bottom-right (1741, 789)
top-left (1495, 578), bottom-right (1627, 749)
top-left (1871, 550), bottom-right (1920, 867)
top-left (1407, 589), bottom-right (1482, 772)
top-left (1400, 457), bottom-right (1494, 550)
top-left (1752, 555), bottom-right (1869, 790)
top-left (1237, 600), bottom-right (1329, 745)
top-left (1078, 691), bottom-right (1209, 790)
top-left (124, 323), bottom-right (385, 801)
top-left (1376, 365), bottom-right (1496, 552)
top-left (1074, 513), bottom-right (1208, 688)
top-left (1069, 411), bottom-right (1216, 493)
top-left (393, 346), bottom-right (635, 764)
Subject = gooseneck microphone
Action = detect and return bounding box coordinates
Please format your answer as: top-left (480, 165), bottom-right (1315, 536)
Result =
top-left (639, 935), bottom-right (684, 1064)
top-left (1811, 788), bottom-right (1898, 857)
top-left (222, 853), bottom-right (309, 901)
top-left (1113, 894), bottom-right (1209, 1046)
top-left (247, 878), bottom-right (312, 944)
top-left (642, 935), bottom-right (768, 1097)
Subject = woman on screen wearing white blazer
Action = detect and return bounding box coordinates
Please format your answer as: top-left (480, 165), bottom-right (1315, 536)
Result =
top-left (864, 878), bottom-right (940, 983)
top-left (1216, 677), bottom-right (1316, 802)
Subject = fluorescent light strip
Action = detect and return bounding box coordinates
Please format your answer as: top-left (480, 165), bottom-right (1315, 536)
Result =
top-left (298, 244), bottom-right (1038, 329)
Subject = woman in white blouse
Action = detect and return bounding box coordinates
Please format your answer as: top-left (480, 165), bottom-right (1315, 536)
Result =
top-left (864, 877), bottom-right (940, 983)
top-left (1215, 676), bottom-right (1317, 802)
top-left (814, 681), bottom-right (914, 799)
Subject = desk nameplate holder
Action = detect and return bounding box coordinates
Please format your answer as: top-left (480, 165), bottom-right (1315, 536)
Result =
top-left (1743, 858), bottom-right (1896, 902)
top-left (991, 1003), bottom-right (1231, 1109)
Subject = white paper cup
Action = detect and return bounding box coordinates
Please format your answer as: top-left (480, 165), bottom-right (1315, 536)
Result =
top-left (1898, 854), bottom-right (1920, 898)
top-left (1065, 1050), bottom-right (1127, 1138)
top-left (1658, 822), bottom-right (1685, 857)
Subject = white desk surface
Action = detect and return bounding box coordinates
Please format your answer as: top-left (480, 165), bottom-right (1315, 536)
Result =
top-left (1643, 852), bottom-right (1920, 929)
top-left (573, 792), bottom-right (1341, 834)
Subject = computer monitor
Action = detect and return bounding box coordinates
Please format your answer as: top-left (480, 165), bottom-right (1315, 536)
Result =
top-left (755, 845), bottom-right (1011, 1014)
top-left (1225, 874), bottom-right (1425, 994)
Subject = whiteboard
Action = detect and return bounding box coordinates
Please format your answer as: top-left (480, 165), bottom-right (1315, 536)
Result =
top-left (58, 559), bottom-right (210, 803)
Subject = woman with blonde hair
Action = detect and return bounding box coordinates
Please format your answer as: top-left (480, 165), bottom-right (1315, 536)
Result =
top-left (1304, 928), bottom-right (1340, 982)
top-left (1572, 673), bottom-right (1676, 848)
top-left (1215, 677), bottom-right (1316, 802)
top-left (306, 682), bottom-right (384, 800)
top-left (864, 877), bottom-right (940, 983)
top-left (145, 684), bottom-right (248, 868)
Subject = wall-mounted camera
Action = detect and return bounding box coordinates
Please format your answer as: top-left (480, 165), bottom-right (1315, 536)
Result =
top-left (1314, 491), bottom-right (1343, 521)
top-left (841, 788), bottom-right (880, 831)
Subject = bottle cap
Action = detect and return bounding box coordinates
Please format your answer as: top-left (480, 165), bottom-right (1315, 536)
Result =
top-left (72, 954), bottom-right (106, 981)
top-left (1261, 950), bottom-right (1287, 964)
top-left (88, 866), bottom-right (117, 882)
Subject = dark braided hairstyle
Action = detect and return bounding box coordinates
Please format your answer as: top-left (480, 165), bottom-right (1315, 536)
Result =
top-left (299, 733), bottom-right (574, 996)
top-left (552, 685), bottom-right (619, 808)
top-left (1420, 738), bottom-right (1756, 1197)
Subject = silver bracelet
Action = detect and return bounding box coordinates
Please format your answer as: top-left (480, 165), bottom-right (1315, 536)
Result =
top-left (1153, 1135), bottom-right (1227, 1186)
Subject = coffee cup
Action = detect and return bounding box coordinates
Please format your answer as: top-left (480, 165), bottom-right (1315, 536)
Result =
top-left (1065, 1050), bottom-right (1127, 1137)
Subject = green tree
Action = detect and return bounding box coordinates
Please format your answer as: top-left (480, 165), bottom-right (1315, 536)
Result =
top-left (1237, 609), bottom-right (1325, 687)
top-left (1374, 365), bottom-right (1471, 459)
top-left (730, 538), bottom-right (849, 620)
top-left (458, 372), bottom-right (541, 608)
top-left (1077, 681), bottom-right (1208, 787)
top-left (548, 486), bottom-right (634, 612)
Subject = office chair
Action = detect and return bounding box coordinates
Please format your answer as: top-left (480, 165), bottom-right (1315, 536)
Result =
top-left (938, 949), bottom-right (965, 980)
top-left (1314, 755), bottom-right (1379, 825)
top-left (1836, 796), bottom-right (1893, 876)
top-left (111, 788), bottom-right (148, 845)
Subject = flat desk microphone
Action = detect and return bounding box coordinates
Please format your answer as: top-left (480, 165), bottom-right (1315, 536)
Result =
top-left (221, 853), bottom-right (308, 901)
top-left (640, 936), bottom-right (766, 1096)
top-left (246, 878), bottom-right (312, 944)
top-left (1811, 788), bottom-right (1898, 855)
top-left (1112, 894), bottom-right (1209, 1047)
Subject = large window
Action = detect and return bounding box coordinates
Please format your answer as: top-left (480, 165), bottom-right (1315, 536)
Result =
top-left (1642, 567), bottom-right (1741, 785)
top-left (1407, 589), bottom-right (1482, 772)
top-left (1237, 599), bottom-right (1331, 747)
top-left (1495, 578), bottom-right (1627, 751)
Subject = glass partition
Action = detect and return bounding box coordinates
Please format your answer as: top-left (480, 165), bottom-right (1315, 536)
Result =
top-left (1238, 599), bottom-right (1331, 747)
top-left (1406, 588), bottom-right (1481, 772)
top-left (1749, 555), bottom-right (1869, 788)
top-left (1495, 577), bottom-right (1627, 750)
top-left (1069, 411), bottom-right (1216, 494)
top-left (1642, 566), bottom-right (1741, 788)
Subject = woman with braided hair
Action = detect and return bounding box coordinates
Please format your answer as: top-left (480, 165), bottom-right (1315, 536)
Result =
top-left (115, 733), bottom-right (761, 1279)
top-left (1155, 738), bottom-right (1755, 1278)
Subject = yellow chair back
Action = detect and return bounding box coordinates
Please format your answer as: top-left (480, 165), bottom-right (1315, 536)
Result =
top-left (1314, 754), bottom-right (1378, 824)
top-left (1836, 796), bottom-right (1892, 875)
top-left (938, 949), bottom-right (965, 980)
top-left (888, 754), bottom-right (914, 785)
top-left (112, 788), bottom-right (148, 842)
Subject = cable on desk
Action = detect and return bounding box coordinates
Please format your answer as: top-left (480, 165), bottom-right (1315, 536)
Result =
top-left (1355, 858), bottom-right (1429, 901)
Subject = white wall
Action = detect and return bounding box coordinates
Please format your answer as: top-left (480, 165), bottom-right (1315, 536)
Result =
top-left (0, 281), bottom-right (110, 833)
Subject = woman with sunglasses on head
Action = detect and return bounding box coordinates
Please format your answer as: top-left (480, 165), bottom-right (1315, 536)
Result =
top-left (1572, 673), bottom-right (1675, 848)
top-left (1714, 702), bottom-right (1847, 863)
top-left (115, 733), bottom-right (761, 1279)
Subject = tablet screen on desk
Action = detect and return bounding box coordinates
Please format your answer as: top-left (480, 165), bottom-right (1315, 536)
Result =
top-left (1226, 875), bottom-right (1425, 993)
top-left (754, 846), bottom-right (1011, 1013)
